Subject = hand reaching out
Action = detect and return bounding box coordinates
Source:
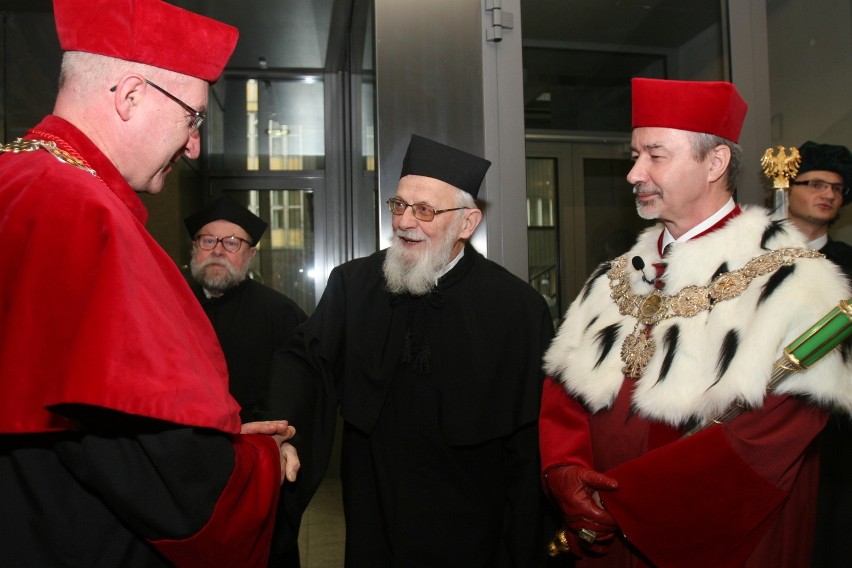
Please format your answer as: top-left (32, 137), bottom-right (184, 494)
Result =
top-left (241, 420), bottom-right (300, 484)
top-left (240, 419), bottom-right (296, 439)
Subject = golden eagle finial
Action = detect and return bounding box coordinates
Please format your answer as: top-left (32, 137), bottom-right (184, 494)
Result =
top-left (761, 146), bottom-right (801, 189)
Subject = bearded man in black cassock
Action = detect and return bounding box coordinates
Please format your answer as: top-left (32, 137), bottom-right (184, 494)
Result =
top-left (184, 196), bottom-right (308, 567)
top-left (185, 196), bottom-right (308, 425)
top-left (270, 134), bottom-right (557, 567)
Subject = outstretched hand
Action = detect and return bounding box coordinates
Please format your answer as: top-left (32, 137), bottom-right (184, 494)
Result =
top-left (240, 419), bottom-right (296, 439)
top-left (241, 420), bottom-right (300, 484)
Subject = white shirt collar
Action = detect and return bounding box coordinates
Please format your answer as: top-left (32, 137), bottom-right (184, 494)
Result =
top-left (436, 247), bottom-right (464, 281)
top-left (661, 197), bottom-right (736, 249)
top-left (807, 234), bottom-right (829, 251)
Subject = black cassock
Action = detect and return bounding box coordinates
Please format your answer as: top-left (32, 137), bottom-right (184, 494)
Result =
top-left (813, 238), bottom-right (852, 568)
top-left (270, 244), bottom-right (559, 567)
top-left (191, 277), bottom-right (307, 422)
top-left (191, 277), bottom-right (307, 566)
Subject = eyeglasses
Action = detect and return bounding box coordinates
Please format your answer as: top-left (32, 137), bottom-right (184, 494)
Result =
top-left (387, 197), bottom-right (469, 222)
top-left (109, 79), bottom-right (205, 132)
top-left (195, 234), bottom-right (252, 253)
top-left (791, 179), bottom-right (850, 197)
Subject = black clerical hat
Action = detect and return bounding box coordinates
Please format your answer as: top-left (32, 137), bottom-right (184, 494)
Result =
top-left (796, 141), bottom-right (852, 206)
top-left (399, 134), bottom-right (491, 198)
top-left (184, 196), bottom-right (268, 244)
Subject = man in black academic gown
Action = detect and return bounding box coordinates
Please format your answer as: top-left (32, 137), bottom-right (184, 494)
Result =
top-left (271, 134), bottom-right (557, 567)
top-left (787, 141), bottom-right (852, 568)
top-left (787, 141), bottom-right (852, 277)
top-left (185, 196), bottom-right (308, 567)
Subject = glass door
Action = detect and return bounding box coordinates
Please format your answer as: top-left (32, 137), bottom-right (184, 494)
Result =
top-left (526, 140), bottom-right (647, 324)
top-left (215, 187), bottom-right (317, 315)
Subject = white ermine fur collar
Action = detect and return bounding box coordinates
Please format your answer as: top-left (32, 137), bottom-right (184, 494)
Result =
top-left (544, 206), bottom-right (852, 427)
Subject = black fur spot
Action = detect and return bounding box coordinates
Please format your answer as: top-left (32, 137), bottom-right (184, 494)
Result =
top-left (584, 315), bottom-right (599, 333)
top-left (656, 325), bottom-right (680, 384)
top-left (758, 264), bottom-right (795, 306)
top-left (593, 323), bottom-right (621, 369)
top-left (581, 262), bottom-right (612, 302)
top-left (712, 329), bottom-right (740, 385)
top-left (760, 221), bottom-right (787, 249)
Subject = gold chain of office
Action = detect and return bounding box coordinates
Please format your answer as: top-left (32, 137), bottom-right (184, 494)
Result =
top-left (607, 247), bottom-right (824, 378)
top-left (0, 138), bottom-right (96, 176)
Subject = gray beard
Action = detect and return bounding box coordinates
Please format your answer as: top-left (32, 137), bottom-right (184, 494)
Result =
top-left (634, 184), bottom-right (661, 220)
top-left (382, 222), bottom-right (460, 296)
top-left (190, 257), bottom-right (248, 295)
top-left (636, 202), bottom-right (660, 220)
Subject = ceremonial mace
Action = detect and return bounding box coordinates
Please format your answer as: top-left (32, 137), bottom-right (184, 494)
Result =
top-left (685, 299), bottom-right (852, 435)
top-left (686, 145), bottom-right (848, 432)
top-left (760, 145), bottom-right (801, 219)
top-left (547, 299), bottom-right (852, 556)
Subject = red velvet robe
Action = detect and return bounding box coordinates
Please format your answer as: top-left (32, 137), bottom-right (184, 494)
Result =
top-left (540, 378), bottom-right (826, 567)
top-left (540, 207), bottom-right (848, 567)
top-left (0, 115), bottom-right (280, 566)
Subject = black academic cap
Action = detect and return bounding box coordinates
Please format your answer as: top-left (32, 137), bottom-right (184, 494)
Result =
top-left (399, 134), bottom-right (491, 198)
top-left (184, 196), bottom-right (268, 244)
top-left (797, 140), bottom-right (852, 206)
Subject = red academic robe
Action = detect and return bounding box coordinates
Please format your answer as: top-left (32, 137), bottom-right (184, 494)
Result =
top-left (540, 377), bottom-right (826, 567)
top-left (539, 207), bottom-right (839, 567)
top-left (0, 115), bottom-right (280, 567)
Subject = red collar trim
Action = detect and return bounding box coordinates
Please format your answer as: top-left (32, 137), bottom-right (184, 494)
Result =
top-left (657, 205), bottom-right (742, 256)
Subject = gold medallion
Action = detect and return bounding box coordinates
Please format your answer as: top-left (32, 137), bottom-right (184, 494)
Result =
top-left (607, 247), bottom-right (823, 378)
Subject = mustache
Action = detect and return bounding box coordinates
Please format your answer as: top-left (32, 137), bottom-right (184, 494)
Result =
top-left (392, 229), bottom-right (427, 243)
top-left (198, 258), bottom-right (235, 271)
top-left (633, 184), bottom-right (660, 196)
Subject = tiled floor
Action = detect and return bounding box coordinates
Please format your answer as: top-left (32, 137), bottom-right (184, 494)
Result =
top-left (298, 475), bottom-right (346, 568)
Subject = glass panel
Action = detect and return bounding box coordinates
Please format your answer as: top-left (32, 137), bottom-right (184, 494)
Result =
top-left (209, 77), bottom-right (325, 173)
top-left (526, 157), bottom-right (560, 327)
top-left (189, 0), bottom-right (336, 69)
top-left (362, 81), bottom-right (376, 171)
top-left (523, 49), bottom-right (664, 132)
top-left (521, 0), bottom-right (725, 131)
top-left (766, 0), bottom-right (852, 242)
top-left (582, 157), bottom-right (648, 274)
top-left (224, 189), bottom-right (316, 315)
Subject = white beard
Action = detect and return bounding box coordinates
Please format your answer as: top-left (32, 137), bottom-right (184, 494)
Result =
top-left (383, 218), bottom-right (462, 296)
top-left (190, 256), bottom-right (248, 295)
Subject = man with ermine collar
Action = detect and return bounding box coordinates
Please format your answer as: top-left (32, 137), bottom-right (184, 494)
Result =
top-left (539, 78), bottom-right (851, 567)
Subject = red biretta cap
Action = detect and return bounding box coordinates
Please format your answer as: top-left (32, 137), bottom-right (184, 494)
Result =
top-left (631, 78), bottom-right (748, 143)
top-left (53, 0), bottom-right (238, 83)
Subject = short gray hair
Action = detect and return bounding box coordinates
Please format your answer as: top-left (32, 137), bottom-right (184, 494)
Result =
top-left (455, 189), bottom-right (477, 209)
top-left (59, 51), bottom-right (185, 96)
top-left (685, 131), bottom-right (741, 193)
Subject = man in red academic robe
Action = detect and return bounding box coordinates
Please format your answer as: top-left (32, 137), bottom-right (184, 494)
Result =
top-left (0, 1), bottom-right (297, 566)
top-left (539, 78), bottom-right (852, 567)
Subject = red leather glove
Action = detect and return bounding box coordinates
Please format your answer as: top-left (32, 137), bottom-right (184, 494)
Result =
top-left (545, 465), bottom-right (619, 555)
